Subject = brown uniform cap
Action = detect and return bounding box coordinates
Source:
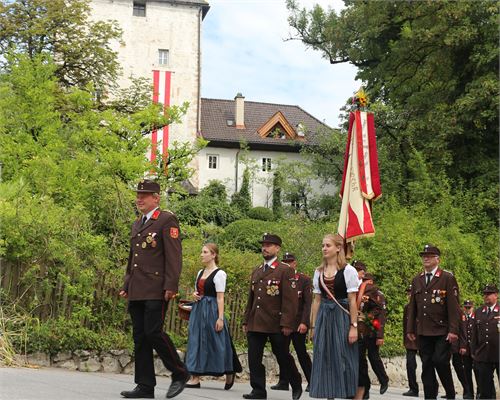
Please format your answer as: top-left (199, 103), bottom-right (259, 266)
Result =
top-left (135, 180), bottom-right (160, 193)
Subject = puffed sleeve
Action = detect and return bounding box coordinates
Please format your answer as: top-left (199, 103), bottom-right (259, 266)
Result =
top-left (344, 264), bottom-right (359, 293)
top-left (312, 269), bottom-right (321, 294)
top-left (213, 269), bottom-right (227, 292)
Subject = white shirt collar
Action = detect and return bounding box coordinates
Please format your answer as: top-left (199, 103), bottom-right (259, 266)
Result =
top-left (425, 266), bottom-right (439, 279)
top-left (264, 257), bottom-right (277, 268)
top-left (143, 207), bottom-right (159, 222)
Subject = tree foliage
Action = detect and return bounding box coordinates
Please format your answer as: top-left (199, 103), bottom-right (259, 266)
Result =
top-left (287, 0), bottom-right (499, 228)
top-left (0, 0), bottom-right (122, 90)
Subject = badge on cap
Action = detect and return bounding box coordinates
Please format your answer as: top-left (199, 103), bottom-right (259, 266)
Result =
top-left (170, 227), bottom-right (179, 238)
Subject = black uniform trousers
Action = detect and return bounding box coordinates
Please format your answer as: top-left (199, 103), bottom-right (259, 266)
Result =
top-left (358, 335), bottom-right (389, 392)
top-left (129, 300), bottom-right (188, 390)
top-left (461, 355), bottom-right (476, 397)
top-left (475, 361), bottom-right (499, 399)
top-left (277, 331), bottom-right (312, 385)
top-left (451, 352), bottom-right (472, 396)
top-left (247, 331), bottom-right (302, 396)
top-left (406, 349), bottom-right (419, 393)
top-left (418, 335), bottom-right (455, 399)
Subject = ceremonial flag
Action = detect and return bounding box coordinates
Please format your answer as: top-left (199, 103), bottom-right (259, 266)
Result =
top-left (338, 110), bottom-right (381, 244)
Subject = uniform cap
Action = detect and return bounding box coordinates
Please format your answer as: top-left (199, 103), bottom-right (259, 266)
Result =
top-left (463, 299), bottom-right (474, 307)
top-left (281, 252), bottom-right (296, 262)
top-left (419, 244), bottom-right (440, 256)
top-left (259, 233), bottom-right (282, 246)
top-left (352, 260), bottom-right (367, 271)
top-left (135, 180), bottom-right (160, 193)
top-left (483, 284), bottom-right (498, 294)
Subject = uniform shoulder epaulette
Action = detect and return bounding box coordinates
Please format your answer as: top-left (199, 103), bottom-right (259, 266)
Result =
top-left (443, 269), bottom-right (454, 275)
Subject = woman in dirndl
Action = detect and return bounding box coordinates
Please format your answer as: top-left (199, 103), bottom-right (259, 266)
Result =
top-left (185, 243), bottom-right (242, 389)
top-left (309, 234), bottom-right (359, 399)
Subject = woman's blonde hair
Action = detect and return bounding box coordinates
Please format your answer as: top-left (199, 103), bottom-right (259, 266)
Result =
top-left (203, 242), bottom-right (219, 265)
top-left (318, 233), bottom-right (347, 271)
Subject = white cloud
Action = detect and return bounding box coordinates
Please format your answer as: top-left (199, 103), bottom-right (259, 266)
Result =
top-left (201, 0), bottom-right (359, 128)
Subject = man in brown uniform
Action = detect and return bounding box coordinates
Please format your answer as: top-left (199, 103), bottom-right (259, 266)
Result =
top-left (243, 234), bottom-right (302, 400)
top-left (407, 244), bottom-right (461, 400)
top-left (119, 180), bottom-right (189, 399)
top-left (459, 300), bottom-right (477, 399)
top-left (357, 271), bottom-right (389, 399)
top-left (470, 284), bottom-right (499, 399)
top-left (403, 285), bottom-right (419, 397)
top-left (271, 252), bottom-right (312, 392)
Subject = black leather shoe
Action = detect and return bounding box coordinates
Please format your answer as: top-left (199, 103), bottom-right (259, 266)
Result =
top-left (271, 382), bottom-right (289, 391)
top-left (242, 392), bottom-right (267, 399)
top-left (380, 382), bottom-right (388, 395)
top-left (224, 374), bottom-right (235, 390)
top-left (305, 384), bottom-right (309, 392)
top-left (120, 386), bottom-right (154, 399)
top-left (185, 382), bottom-right (200, 388)
top-left (363, 390), bottom-right (370, 399)
top-left (463, 393), bottom-right (474, 400)
top-left (166, 375), bottom-right (190, 399)
top-left (292, 386), bottom-right (303, 400)
top-left (402, 390), bottom-right (419, 397)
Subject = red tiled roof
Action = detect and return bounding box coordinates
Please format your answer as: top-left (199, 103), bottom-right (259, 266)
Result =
top-left (200, 98), bottom-right (331, 149)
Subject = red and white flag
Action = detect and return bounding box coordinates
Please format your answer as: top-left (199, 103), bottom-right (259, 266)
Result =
top-left (338, 111), bottom-right (381, 243)
top-left (149, 70), bottom-right (172, 162)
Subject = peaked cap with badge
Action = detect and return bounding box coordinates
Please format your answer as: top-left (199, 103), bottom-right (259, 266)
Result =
top-left (135, 179), bottom-right (161, 193)
top-left (258, 233), bottom-right (282, 246)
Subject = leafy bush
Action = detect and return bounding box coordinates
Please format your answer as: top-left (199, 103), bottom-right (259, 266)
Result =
top-left (247, 207), bottom-right (274, 221)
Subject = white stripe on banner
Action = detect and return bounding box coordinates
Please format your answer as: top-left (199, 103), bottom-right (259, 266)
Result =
top-left (158, 72), bottom-right (166, 106)
top-left (360, 112), bottom-right (373, 196)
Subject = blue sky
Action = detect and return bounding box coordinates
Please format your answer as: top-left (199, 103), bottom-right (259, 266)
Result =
top-left (201, 0), bottom-right (359, 128)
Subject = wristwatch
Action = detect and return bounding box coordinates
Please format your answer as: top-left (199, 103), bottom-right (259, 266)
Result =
top-left (350, 322), bottom-right (358, 328)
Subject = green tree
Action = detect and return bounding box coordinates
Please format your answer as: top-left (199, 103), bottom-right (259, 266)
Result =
top-left (0, 0), bottom-right (121, 91)
top-left (272, 171), bottom-right (283, 219)
top-left (231, 168), bottom-right (251, 213)
top-left (287, 0), bottom-right (499, 226)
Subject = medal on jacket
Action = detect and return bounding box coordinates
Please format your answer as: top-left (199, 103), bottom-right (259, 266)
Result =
top-left (141, 242), bottom-right (147, 248)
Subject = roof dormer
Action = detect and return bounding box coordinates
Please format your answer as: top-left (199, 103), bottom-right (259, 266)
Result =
top-left (257, 111), bottom-right (300, 140)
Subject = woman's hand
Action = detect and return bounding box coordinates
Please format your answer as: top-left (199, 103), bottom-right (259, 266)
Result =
top-left (348, 326), bottom-right (358, 344)
top-left (215, 318), bottom-right (224, 332)
top-left (192, 291), bottom-right (202, 301)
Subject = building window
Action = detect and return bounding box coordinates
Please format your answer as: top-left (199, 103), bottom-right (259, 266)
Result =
top-left (262, 158), bottom-right (272, 172)
top-left (158, 49), bottom-right (169, 65)
top-left (133, 1), bottom-right (146, 17)
top-left (208, 155), bottom-right (218, 169)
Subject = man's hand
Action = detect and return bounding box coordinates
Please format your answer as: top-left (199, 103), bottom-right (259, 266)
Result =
top-left (459, 348), bottom-right (467, 355)
top-left (297, 323), bottom-right (308, 334)
top-left (281, 327), bottom-right (293, 336)
top-left (164, 290), bottom-right (176, 301)
top-left (407, 333), bottom-right (416, 342)
top-left (376, 338), bottom-right (384, 346)
top-left (119, 290), bottom-right (128, 298)
top-left (446, 332), bottom-right (458, 343)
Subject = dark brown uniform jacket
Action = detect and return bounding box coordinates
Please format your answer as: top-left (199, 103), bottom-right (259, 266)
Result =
top-left (407, 268), bottom-right (461, 336)
top-left (291, 272), bottom-right (312, 330)
top-left (243, 261), bottom-right (299, 333)
top-left (470, 303), bottom-right (499, 363)
top-left (403, 303), bottom-right (418, 350)
top-left (123, 209), bottom-right (182, 300)
top-left (459, 311), bottom-right (475, 356)
top-left (359, 283), bottom-right (387, 339)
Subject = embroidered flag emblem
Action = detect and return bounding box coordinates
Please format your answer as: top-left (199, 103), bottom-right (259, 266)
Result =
top-left (170, 227), bottom-right (179, 238)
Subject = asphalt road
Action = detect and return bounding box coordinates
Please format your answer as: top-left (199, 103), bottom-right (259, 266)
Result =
top-left (0, 366), bottom-right (435, 400)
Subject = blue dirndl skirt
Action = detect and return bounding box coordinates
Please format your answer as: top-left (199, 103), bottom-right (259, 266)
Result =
top-left (185, 296), bottom-right (234, 376)
top-left (309, 298), bottom-right (359, 399)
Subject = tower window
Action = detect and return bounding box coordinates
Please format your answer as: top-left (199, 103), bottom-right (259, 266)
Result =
top-left (158, 49), bottom-right (169, 65)
top-left (208, 155), bottom-right (219, 169)
top-left (133, 1), bottom-right (146, 17)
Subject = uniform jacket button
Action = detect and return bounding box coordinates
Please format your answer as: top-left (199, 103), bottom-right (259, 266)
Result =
top-left (134, 264), bottom-right (138, 267)
top-left (257, 305), bottom-right (260, 308)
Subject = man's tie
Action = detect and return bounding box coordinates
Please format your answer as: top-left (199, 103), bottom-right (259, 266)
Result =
top-left (141, 215), bottom-right (147, 226)
top-left (487, 307), bottom-right (491, 316)
top-left (263, 263), bottom-right (269, 272)
top-left (426, 272), bottom-right (432, 287)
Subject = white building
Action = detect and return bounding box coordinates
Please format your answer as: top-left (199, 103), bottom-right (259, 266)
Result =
top-left (89, 1), bottom-right (335, 207)
top-left (199, 94), bottom-right (335, 207)
top-left (89, 0), bottom-right (209, 185)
